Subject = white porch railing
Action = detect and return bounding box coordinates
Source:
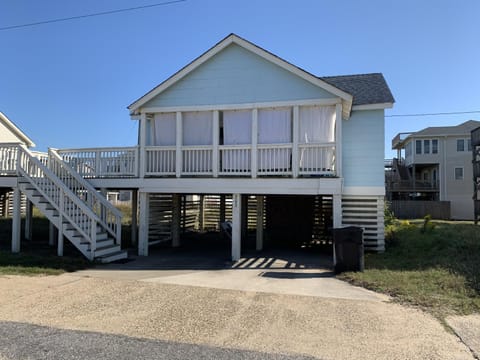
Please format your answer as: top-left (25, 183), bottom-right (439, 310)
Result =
top-left (0, 143), bottom-right (19, 176)
top-left (298, 143), bottom-right (336, 175)
top-left (57, 147), bottom-right (139, 178)
top-left (53, 142), bottom-right (336, 178)
top-left (219, 145), bottom-right (251, 175)
top-left (0, 143), bottom-right (48, 176)
top-left (49, 149), bottom-right (122, 243)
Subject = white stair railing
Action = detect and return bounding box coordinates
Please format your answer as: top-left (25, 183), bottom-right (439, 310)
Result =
top-left (16, 145), bottom-right (102, 259)
top-left (47, 148), bottom-right (122, 245)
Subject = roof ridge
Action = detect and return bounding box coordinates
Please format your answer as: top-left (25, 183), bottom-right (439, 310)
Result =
top-left (320, 72), bottom-right (384, 79)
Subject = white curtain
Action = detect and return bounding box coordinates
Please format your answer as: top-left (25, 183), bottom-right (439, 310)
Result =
top-left (299, 106), bottom-right (336, 170)
top-left (223, 110), bottom-right (251, 145)
top-left (258, 108), bottom-right (292, 170)
top-left (182, 111), bottom-right (213, 172)
top-left (153, 113), bottom-right (176, 146)
top-left (183, 111), bottom-right (213, 145)
top-left (223, 110), bottom-right (251, 171)
top-left (258, 108), bottom-right (291, 144)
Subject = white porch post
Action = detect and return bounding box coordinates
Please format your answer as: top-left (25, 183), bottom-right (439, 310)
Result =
top-left (251, 109), bottom-right (258, 178)
top-left (292, 105), bottom-right (300, 178)
top-left (131, 190), bottom-right (138, 246)
top-left (11, 186), bottom-right (21, 253)
top-left (175, 112), bottom-right (183, 178)
top-left (138, 191), bottom-right (149, 256)
top-left (172, 194), bottom-right (181, 247)
top-left (212, 111), bottom-right (219, 177)
top-left (139, 113), bottom-right (147, 178)
top-left (335, 103), bottom-right (342, 177)
top-left (24, 200), bottom-right (33, 241)
top-left (231, 193), bottom-right (242, 261)
top-left (256, 195), bottom-right (264, 251)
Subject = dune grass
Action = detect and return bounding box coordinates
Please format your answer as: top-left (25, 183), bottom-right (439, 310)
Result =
top-left (338, 220), bottom-right (480, 318)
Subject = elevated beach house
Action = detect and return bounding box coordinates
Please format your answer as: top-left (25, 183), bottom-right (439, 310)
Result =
top-left (2, 34), bottom-right (394, 262)
top-left (389, 120), bottom-right (480, 220)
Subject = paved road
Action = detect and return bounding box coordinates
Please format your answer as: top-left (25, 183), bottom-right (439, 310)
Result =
top-left (0, 321), bottom-right (316, 360)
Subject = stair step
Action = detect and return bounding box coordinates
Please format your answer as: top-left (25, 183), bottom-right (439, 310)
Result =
top-left (94, 244), bottom-right (122, 257)
top-left (96, 250), bottom-right (128, 263)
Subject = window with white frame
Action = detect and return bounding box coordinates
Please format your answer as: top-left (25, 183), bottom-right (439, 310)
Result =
top-left (457, 139), bottom-right (465, 152)
top-left (423, 139), bottom-right (430, 154)
top-left (416, 140), bottom-right (422, 154)
top-left (432, 139), bottom-right (438, 154)
top-left (454, 167), bottom-right (464, 180)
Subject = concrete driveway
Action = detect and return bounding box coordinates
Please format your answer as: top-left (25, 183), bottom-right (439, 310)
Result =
top-left (0, 249), bottom-right (476, 359)
top-left (74, 249), bottom-right (386, 301)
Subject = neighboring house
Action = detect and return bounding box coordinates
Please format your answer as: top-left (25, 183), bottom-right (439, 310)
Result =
top-left (389, 120), bottom-right (480, 220)
top-left (0, 111), bottom-right (35, 147)
top-left (0, 112), bottom-right (35, 216)
top-left (472, 126), bottom-right (480, 223)
top-left (2, 34), bottom-right (394, 263)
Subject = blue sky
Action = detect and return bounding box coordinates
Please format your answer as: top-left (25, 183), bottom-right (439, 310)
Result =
top-left (1, 0), bottom-right (479, 157)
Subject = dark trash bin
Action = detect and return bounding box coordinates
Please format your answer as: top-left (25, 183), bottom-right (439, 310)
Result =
top-left (332, 226), bottom-right (364, 273)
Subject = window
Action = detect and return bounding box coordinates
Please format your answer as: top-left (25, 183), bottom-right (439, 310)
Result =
top-left (454, 167), bottom-right (464, 180)
top-left (432, 139), bottom-right (438, 154)
top-left (423, 139), bottom-right (430, 154)
top-left (457, 139), bottom-right (465, 152)
top-left (405, 141), bottom-right (412, 157)
top-left (416, 140), bottom-right (422, 154)
top-left (468, 139), bottom-right (472, 152)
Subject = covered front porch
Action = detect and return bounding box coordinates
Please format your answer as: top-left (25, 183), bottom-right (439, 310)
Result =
top-left (57, 102), bottom-right (342, 180)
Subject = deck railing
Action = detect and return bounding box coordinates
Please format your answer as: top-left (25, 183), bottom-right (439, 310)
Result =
top-left (0, 143), bottom-right (48, 176)
top-left (53, 142), bottom-right (336, 179)
top-left (57, 147), bottom-right (139, 178)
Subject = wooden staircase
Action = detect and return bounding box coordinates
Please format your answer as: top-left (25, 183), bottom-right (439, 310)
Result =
top-left (15, 145), bottom-right (127, 263)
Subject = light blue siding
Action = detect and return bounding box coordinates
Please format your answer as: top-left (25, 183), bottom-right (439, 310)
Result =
top-left (342, 110), bottom-right (385, 187)
top-left (144, 44), bottom-right (336, 108)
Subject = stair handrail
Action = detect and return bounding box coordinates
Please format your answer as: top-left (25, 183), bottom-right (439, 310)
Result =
top-left (47, 148), bottom-right (122, 244)
top-left (16, 145), bottom-right (101, 258)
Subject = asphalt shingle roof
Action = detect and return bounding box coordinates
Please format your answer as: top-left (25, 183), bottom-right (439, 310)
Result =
top-left (320, 73), bottom-right (395, 106)
top-left (413, 120), bottom-right (480, 136)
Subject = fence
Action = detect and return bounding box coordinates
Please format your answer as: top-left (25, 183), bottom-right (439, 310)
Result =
top-left (389, 200), bottom-right (450, 220)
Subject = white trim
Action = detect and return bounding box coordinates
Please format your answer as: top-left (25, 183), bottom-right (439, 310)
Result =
top-left (137, 98), bottom-right (341, 115)
top-left (137, 177), bottom-right (342, 195)
top-left (0, 112), bottom-right (35, 147)
top-left (352, 103), bottom-right (393, 111)
top-left (342, 186), bottom-right (385, 196)
top-left (335, 103), bottom-right (342, 177)
top-left (129, 34), bottom-right (353, 114)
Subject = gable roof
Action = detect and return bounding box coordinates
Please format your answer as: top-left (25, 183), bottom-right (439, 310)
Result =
top-left (412, 120), bottom-right (480, 137)
top-left (128, 34), bottom-right (394, 118)
top-left (0, 111), bottom-right (35, 147)
top-left (321, 73), bottom-right (395, 106)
